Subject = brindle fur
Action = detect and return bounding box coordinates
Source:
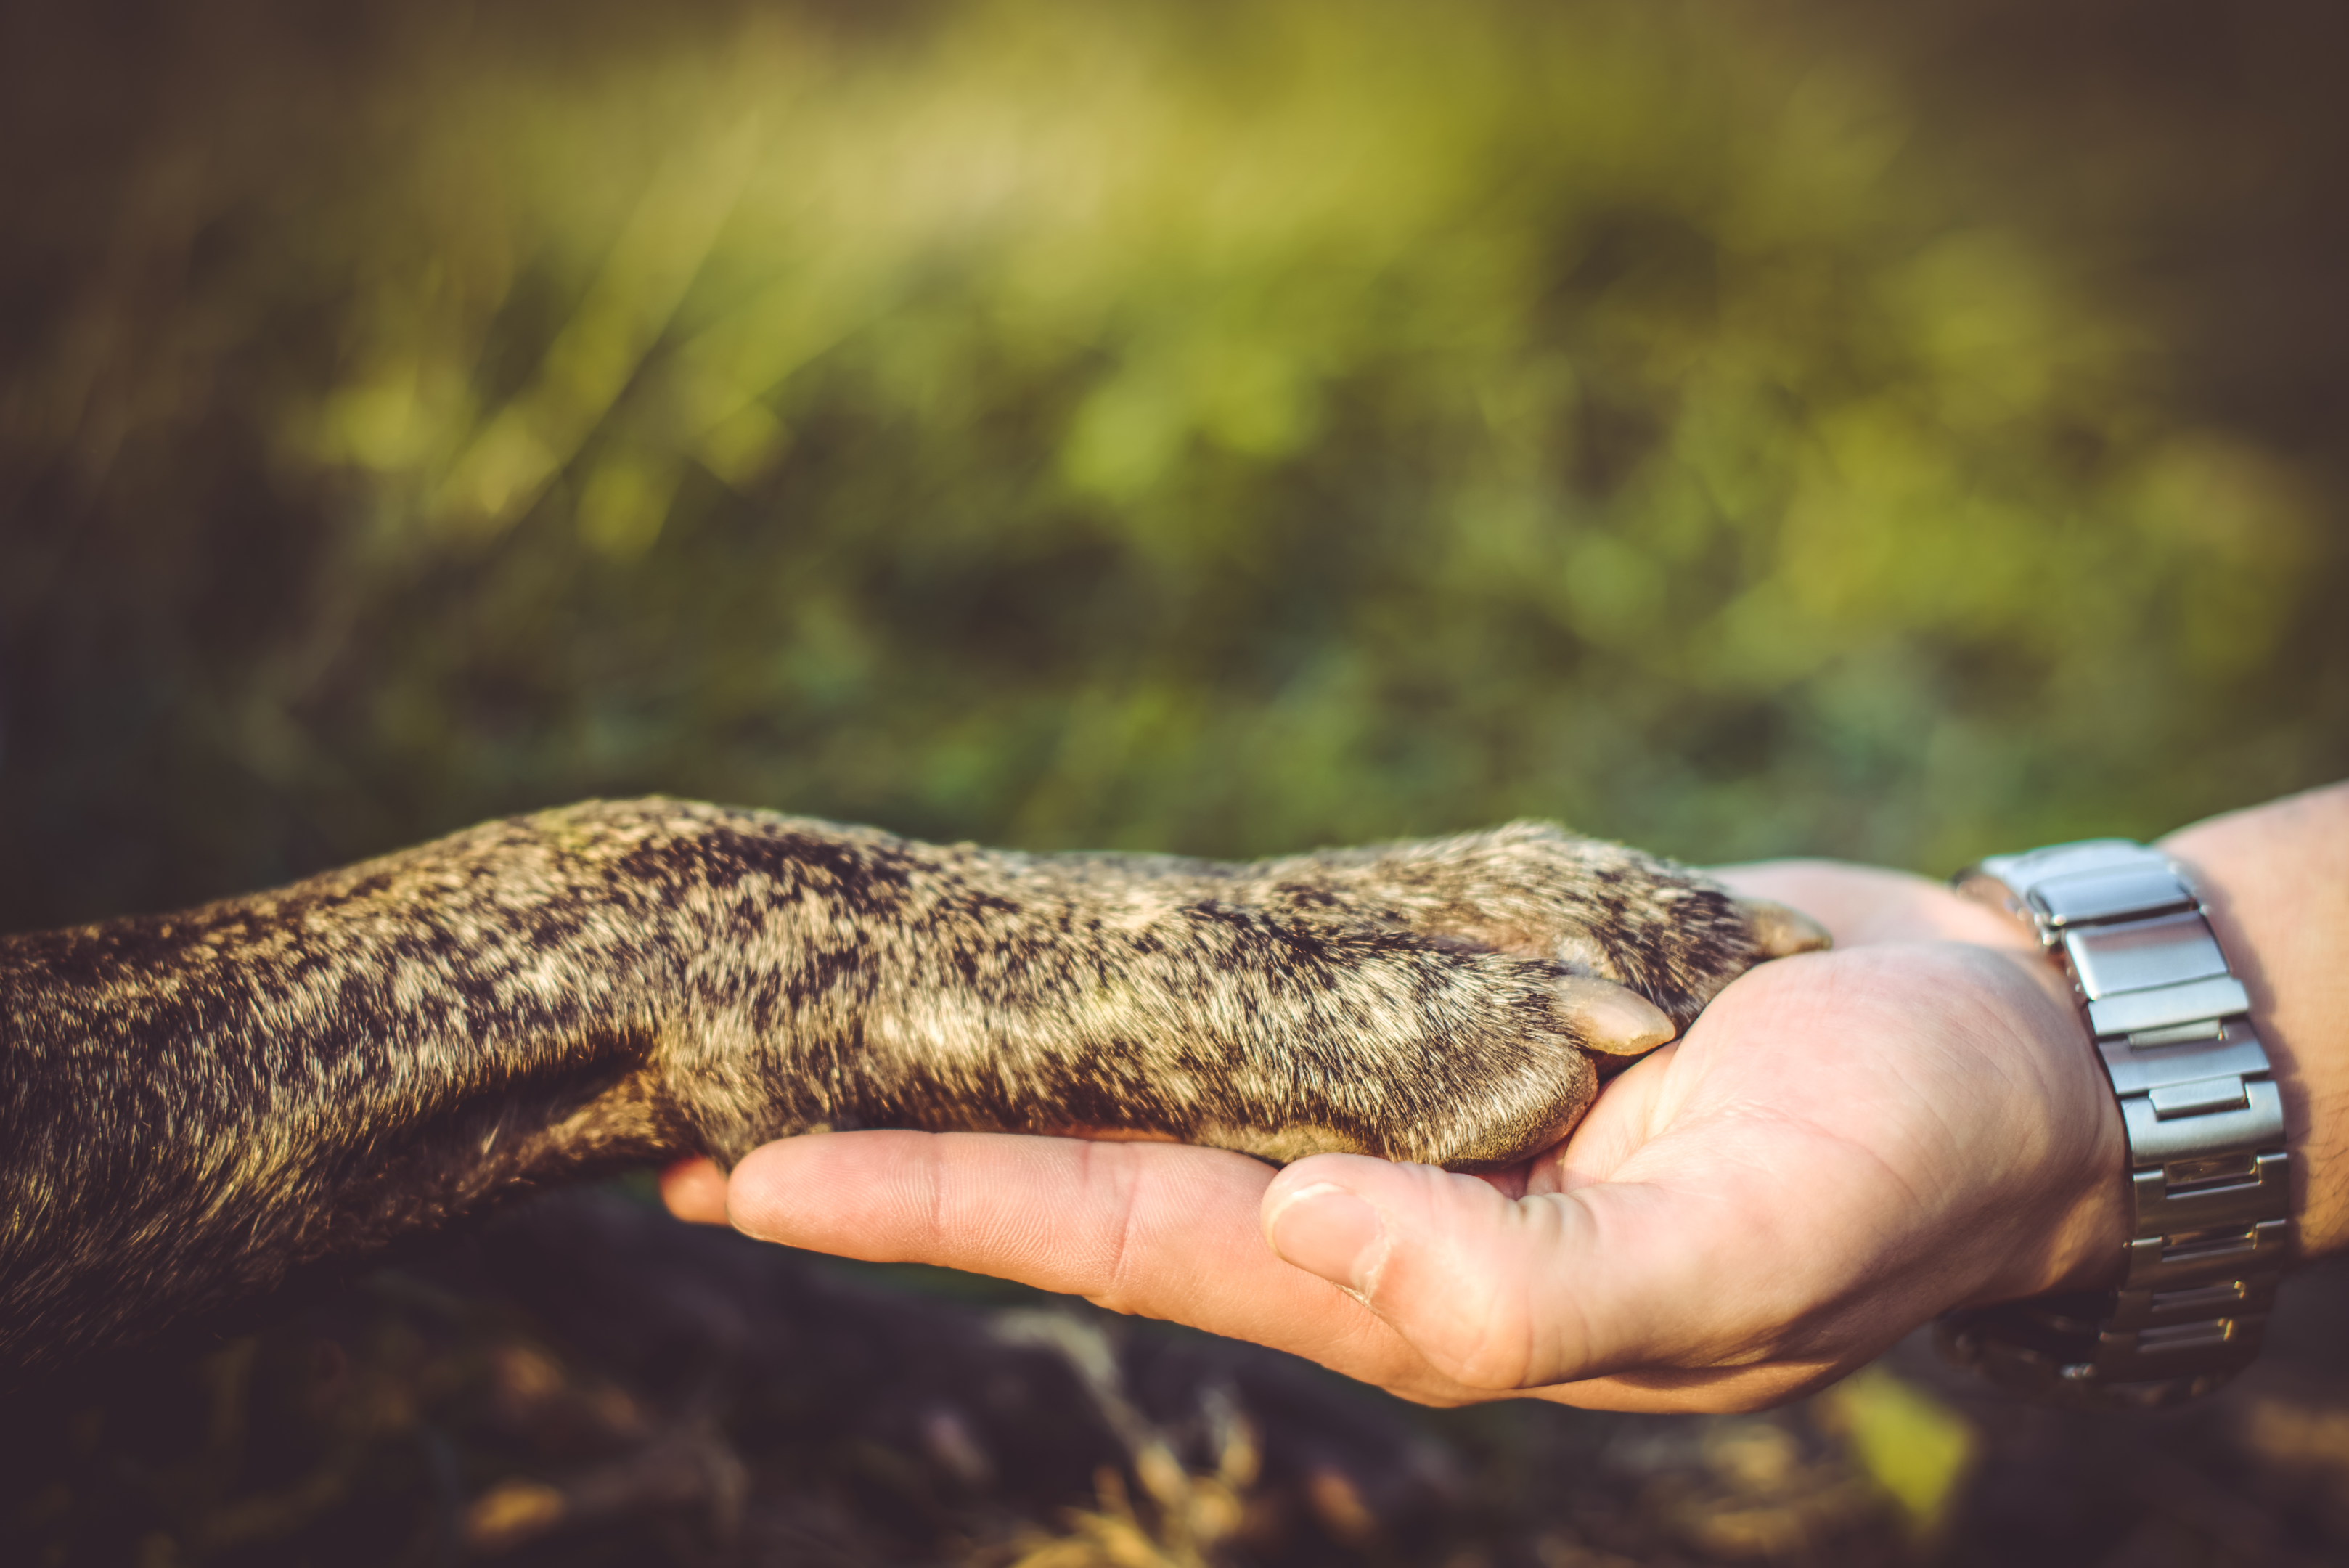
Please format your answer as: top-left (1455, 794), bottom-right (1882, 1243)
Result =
top-left (1, 799), bottom-right (1778, 1377)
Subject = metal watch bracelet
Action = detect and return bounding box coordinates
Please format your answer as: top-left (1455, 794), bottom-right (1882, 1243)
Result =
top-left (1936, 839), bottom-right (2291, 1410)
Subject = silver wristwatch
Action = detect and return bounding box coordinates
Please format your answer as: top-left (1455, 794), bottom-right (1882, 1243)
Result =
top-left (1937, 839), bottom-right (2291, 1409)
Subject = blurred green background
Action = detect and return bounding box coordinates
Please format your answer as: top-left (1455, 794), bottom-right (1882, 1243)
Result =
top-left (1, 0), bottom-right (2342, 932)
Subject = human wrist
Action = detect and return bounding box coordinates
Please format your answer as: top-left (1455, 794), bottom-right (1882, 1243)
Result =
top-left (1959, 940), bottom-right (2133, 1298)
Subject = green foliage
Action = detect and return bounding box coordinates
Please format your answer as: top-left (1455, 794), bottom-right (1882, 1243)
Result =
top-left (2, 0), bottom-right (2340, 931)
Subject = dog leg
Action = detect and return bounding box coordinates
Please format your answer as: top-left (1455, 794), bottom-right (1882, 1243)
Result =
top-left (1, 798), bottom-right (1813, 1376)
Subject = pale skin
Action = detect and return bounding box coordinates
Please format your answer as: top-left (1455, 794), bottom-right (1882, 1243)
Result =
top-left (661, 783), bottom-right (2349, 1414)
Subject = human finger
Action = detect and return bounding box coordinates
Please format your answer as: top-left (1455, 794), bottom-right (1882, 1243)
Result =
top-left (722, 1129), bottom-right (1831, 1410)
top-left (722, 1130), bottom-right (1458, 1395)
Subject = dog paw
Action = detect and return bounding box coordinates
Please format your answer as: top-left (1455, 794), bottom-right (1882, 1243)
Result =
top-left (1196, 825), bottom-right (1831, 1167)
top-left (1174, 947), bottom-right (1699, 1171)
top-left (1246, 821), bottom-right (1829, 1032)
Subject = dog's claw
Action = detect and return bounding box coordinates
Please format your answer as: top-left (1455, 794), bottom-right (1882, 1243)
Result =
top-left (1555, 974), bottom-right (1677, 1060)
top-left (1736, 897), bottom-right (1833, 958)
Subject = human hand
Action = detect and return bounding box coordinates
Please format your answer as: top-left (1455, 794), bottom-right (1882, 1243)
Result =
top-left (663, 862), bottom-right (2131, 1413)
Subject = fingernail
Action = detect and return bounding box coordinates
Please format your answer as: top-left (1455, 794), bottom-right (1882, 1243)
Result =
top-left (1265, 1182), bottom-right (1388, 1297)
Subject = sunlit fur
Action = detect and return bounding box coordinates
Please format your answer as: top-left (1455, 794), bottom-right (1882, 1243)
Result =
top-left (1, 799), bottom-right (1770, 1377)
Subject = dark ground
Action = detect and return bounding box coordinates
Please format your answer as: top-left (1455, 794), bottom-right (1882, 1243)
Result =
top-left (9, 1191), bottom-right (2349, 1567)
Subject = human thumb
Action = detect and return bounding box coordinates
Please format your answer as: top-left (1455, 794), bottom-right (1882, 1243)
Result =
top-left (1259, 1177), bottom-right (1393, 1299)
top-left (1261, 1151), bottom-right (1638, 1392)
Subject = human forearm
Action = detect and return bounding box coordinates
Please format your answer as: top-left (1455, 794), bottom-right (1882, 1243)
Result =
top-left (2159, 781), bottom-right (2349, 1259)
